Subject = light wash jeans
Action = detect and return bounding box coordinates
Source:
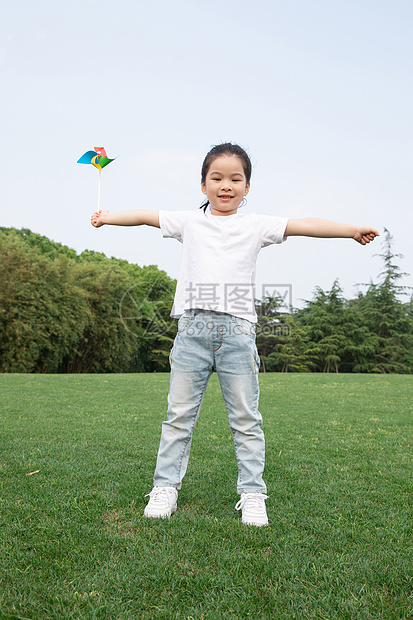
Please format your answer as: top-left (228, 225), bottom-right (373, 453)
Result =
top-left (152, 310), bottom-right (266, 494)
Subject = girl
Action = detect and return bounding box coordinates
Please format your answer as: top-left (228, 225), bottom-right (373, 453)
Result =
top-left (91, 143), bottom-right (378, 526)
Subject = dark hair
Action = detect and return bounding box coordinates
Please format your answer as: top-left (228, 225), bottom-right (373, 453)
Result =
top-left (200, 143), bottom-right (252, 212)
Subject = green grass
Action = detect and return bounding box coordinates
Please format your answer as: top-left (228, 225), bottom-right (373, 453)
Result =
top-left (0, 373), bottom-right (412, 619)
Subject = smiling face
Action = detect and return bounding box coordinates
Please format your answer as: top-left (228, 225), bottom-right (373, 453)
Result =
top-left (201, 155), bottom-right (250, 216)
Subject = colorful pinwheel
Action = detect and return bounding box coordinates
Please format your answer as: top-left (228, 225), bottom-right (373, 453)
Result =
top-left (77, 146), bottom-right (117, 210)
top-left (77, 146), bottom-right (115, 170)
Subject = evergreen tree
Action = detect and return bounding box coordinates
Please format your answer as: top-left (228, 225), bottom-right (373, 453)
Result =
top-left (255, 296), bottom-right (289, 372)
top-left (297, 281), bottom-right (350, 372)
top-left (273, 313), bottom-right (315, 373)
top-left (354, 229), bottom-right (412, 373)
top-left (255, 297), bottom-right (314, 372)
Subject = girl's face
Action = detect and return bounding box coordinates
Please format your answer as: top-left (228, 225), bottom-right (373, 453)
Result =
top-left (201, 155), bottom-right (250, 216)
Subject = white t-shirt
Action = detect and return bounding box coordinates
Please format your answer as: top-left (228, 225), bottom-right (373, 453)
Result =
top-left (159, 209), bottom-right (288, 323)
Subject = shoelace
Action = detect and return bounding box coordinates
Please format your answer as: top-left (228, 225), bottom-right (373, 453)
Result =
top-left (235, 493), bottom-right (268, 512)
top-left (145, 487), bottom-right (174, 503)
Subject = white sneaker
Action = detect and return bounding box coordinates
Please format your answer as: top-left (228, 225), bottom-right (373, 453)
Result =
top-left (144, 486), bottom-right (178, 518)
top-left (235, 493), bottom-right (269, 526)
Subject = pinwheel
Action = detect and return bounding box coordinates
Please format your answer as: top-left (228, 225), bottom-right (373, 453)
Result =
top-left (77, 147), bottom-right (116, 211)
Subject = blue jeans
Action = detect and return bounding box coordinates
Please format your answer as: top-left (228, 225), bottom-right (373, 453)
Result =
top-left (153, 310), bottom-right (266, 494)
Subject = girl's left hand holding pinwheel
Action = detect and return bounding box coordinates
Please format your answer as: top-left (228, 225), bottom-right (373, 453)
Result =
top-left (91, 210), bottom-right (109, 228)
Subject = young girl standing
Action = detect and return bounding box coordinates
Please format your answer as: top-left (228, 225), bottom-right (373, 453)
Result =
top-left (91, 143), bottom-right (378, 526)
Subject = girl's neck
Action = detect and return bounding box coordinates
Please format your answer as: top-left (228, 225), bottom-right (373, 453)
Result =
top-left (210, 208), bottom-right (239, 217)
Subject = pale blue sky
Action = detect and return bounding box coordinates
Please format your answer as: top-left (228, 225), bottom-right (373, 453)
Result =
top-left (1, 0), bottom-right (412, 307)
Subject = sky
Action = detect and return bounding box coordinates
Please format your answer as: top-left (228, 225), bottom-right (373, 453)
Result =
top-left (1, 0), bottom-right (412, 309)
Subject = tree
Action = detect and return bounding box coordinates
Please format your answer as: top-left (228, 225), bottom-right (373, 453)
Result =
top-left (255, 296), bottom-right (288, 372)
top-left (354, 229), bottom-right (412, 373)
top-left (297, 281), bottom-right (351, 373)
top-left (273, 313), bottom-right (315, 373)
top-left (60, 261), bottom-right (138, 373)
top-left (0, 227), bottom-right (178, 373)
top-left (0, 232), bottom-right (89, 372)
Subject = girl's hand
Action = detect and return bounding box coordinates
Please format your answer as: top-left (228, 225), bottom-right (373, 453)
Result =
top-left (353, 227), bottom-right (380, 245)
top-left (91, 210), bottom-right (108, 228)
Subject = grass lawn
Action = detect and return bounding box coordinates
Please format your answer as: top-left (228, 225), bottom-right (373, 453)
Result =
top-left (0, 373), bottom-right (412, 619)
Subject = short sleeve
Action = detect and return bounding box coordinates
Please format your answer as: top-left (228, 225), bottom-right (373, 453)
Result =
top-left (253, 214), bottom-right (289, 247)
top-left (159, 210), bottom-right (189, 243)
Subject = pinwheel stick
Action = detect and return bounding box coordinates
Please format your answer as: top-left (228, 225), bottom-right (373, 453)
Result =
top-left (97, 170), bottom-right (101, 212)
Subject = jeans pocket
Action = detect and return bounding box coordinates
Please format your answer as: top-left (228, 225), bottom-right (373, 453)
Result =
top-left (234, 316), bottom-right (256, 336)
top-left (177, 313), bottom-right (192, 334)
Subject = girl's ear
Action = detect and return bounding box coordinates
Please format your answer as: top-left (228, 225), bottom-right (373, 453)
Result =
top-left (201, 182), bottom-right (207, 195)
top-left (245, 183), bottom-right (250, 196)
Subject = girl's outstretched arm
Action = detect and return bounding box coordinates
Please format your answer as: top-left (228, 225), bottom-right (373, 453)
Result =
top-left (285, 218), bottom-right (379, 245)
top-left (91, 209), bottom-right (160, 229)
